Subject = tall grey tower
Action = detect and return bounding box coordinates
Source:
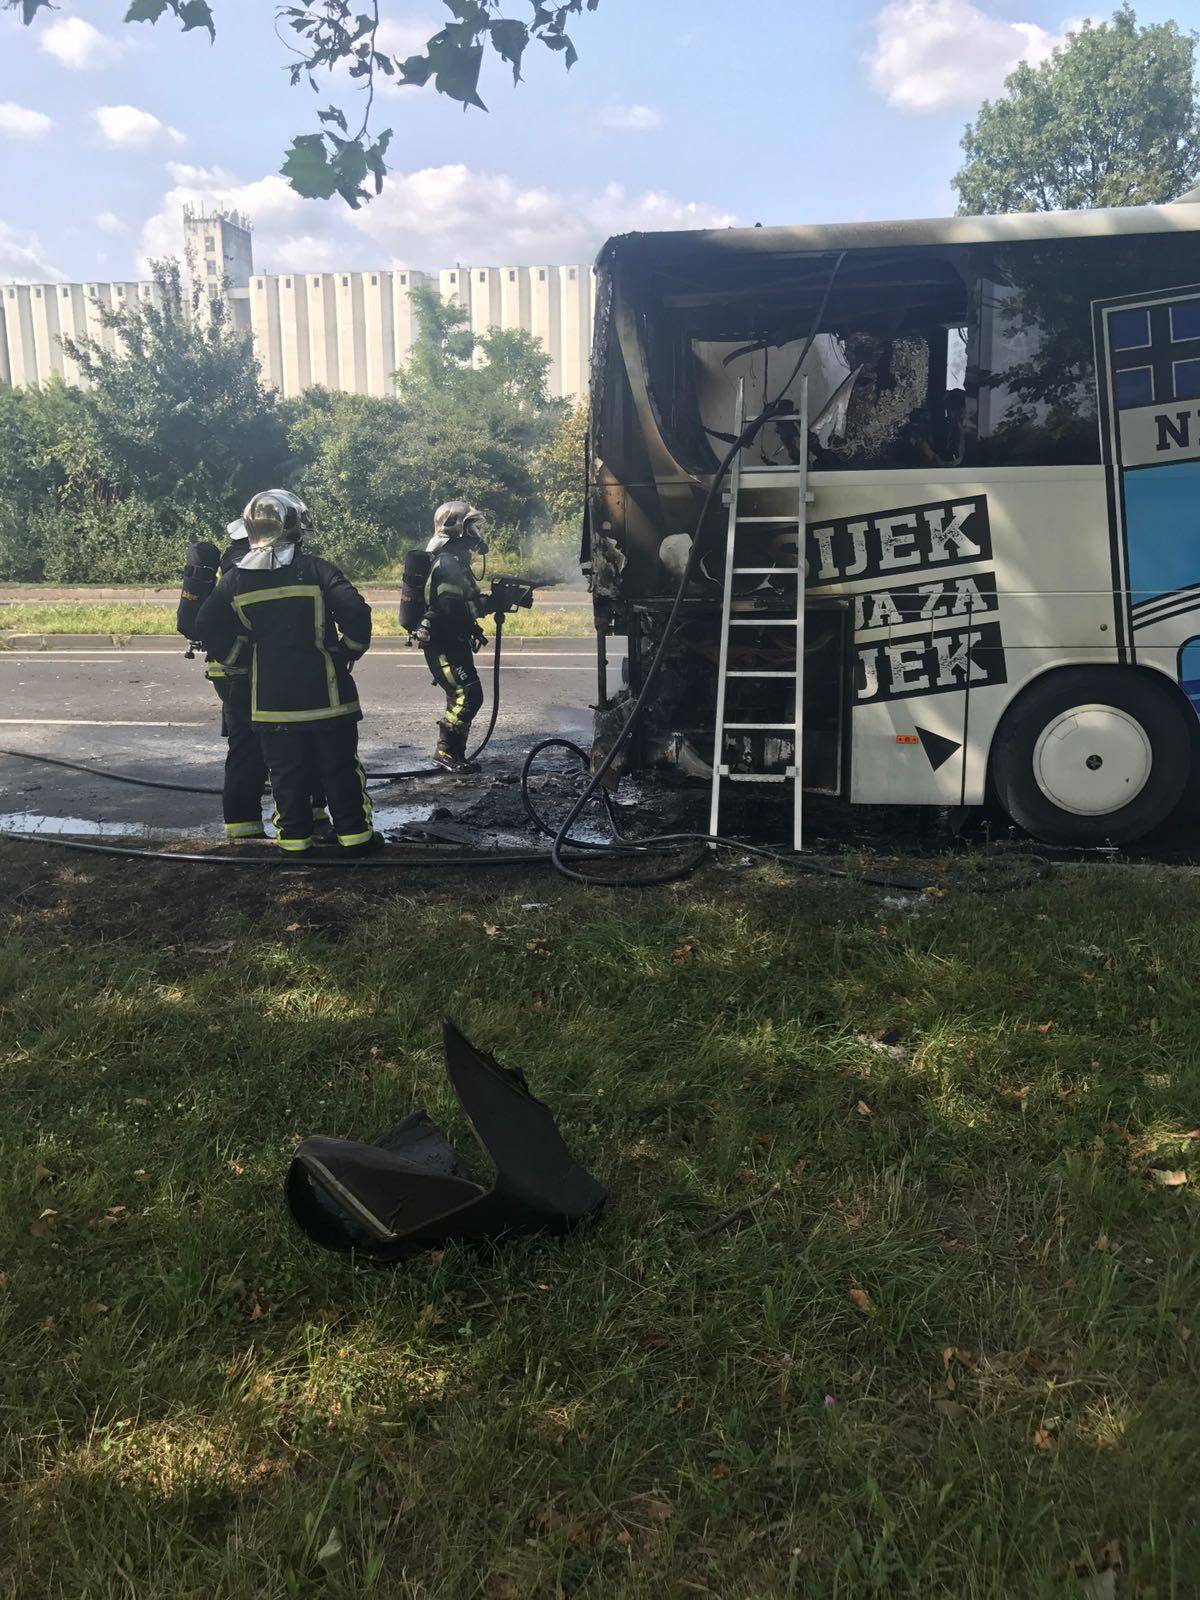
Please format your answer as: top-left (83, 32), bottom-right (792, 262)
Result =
top-left (182, 205), bottom-right (253, 328)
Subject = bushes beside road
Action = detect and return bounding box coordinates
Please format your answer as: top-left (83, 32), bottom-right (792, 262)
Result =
top-left (0, 267), bottom-right (586, 587)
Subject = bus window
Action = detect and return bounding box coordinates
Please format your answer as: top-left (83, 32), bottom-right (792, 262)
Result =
top-left (971, 232), bottom-right (1200, 467)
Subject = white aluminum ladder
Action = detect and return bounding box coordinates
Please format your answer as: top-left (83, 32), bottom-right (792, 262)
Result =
top-left (708, 378), bottom-right (811, 851)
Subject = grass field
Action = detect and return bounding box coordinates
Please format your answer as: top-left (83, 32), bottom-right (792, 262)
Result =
top-left (1, 841), bottom-right (1197, 1597)
top-left (0, 603), bottom-right (594, 640)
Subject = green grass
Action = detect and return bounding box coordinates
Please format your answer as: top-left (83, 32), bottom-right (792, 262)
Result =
top-left (0, 603), bottom-right (594, 639)
top-left (1, 844), bottom-right (1197, 1597)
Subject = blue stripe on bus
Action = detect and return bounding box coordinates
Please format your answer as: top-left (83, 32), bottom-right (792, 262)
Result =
top-left (1123, 459), bottom-right (1200, 606)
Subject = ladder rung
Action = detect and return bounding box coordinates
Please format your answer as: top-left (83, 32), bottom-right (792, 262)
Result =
top-left (727, 670), bottom-right (796, 678)
top-left (729, 617), bottom-right (801, 626)
top-left (732, 566), bottom-right (799, 575)
top-left (723, 773), bottom-right (793, 784)
top-left (724, 722), bottom-right (795, 731)
top-left (736, 516), bottom-right (800, 524)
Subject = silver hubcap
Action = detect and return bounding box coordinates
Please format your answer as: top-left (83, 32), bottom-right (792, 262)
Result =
top-left (1033, 703), bottom-right (1152, 816)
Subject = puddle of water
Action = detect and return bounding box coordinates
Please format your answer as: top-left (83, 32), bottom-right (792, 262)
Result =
top-left (369, 803), bottom-right (434, 830)
top-left (0, 811), bottom-right (199, 839)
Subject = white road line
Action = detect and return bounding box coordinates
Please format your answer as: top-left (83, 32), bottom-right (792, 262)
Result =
top-left (0, 718), bottom-right (207, 728)
top-left (0, 651), bottom-right (604, 662)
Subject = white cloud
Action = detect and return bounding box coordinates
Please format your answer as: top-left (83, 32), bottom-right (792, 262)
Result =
top-left (0, 221), bottom-right (63, 282)
top-left (348, 165), bottom-right (737, 265)
top-left (599, 103), bottom-right (664, 132)
top-left (868, 0), bottom-right (1081, 112)
top-left (0, 101), bottom-right (53, 139)
top-left (39, 16), bottom-right (123, 70)
top-left (140, 162), bottom-right (311, 272)
top-left (96, 211), bottom-right (125, 235)
top-left (138, 160), bottom-right (736, 275)
top-left (375, 14), bottom-right (439, 62)
top-left (95, 104), bottom-right (185, 150)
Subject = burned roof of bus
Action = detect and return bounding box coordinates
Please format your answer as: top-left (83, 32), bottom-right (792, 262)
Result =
top-left (596, 200), bottom-right (1200, 274)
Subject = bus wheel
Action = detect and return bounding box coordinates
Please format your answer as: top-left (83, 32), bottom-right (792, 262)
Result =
top-left (991, 669), bottom-right (1192, 845)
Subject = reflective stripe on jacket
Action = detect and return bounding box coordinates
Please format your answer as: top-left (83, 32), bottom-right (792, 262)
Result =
top-left (196, 553), bottom-right (372, 725)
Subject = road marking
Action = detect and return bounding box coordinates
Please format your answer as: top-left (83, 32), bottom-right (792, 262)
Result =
top-left (0, 650), bottom-right (605, 662)
top-left (0, 718), bottom-right (207, 728)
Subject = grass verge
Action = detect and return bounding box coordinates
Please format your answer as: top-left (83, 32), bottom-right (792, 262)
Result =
top-left (0, 603), bottom-right (594, 640)
top-left (1, 844), bottom-right (1197, 1597)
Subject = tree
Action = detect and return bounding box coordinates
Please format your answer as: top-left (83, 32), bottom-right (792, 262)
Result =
top-left (954, 6), bottom-right (1200, 215)
top-left (7, 261), bottom-right (293, 583)
top-left (283, 286), bottom-right (566, 572)
top-left (61, 262), bottom-right (288, 509)
top-left (533, 398), bottom-right (588, 528)
top-left (7, 1), bottom-right (602, 208)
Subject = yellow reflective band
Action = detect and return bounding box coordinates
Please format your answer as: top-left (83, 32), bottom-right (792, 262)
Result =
top-left (277, 836), bottom-right (313, 852)
top-left (233, 584), bottom-right (323, 612)
top-left (337, 830), bottom-right (373, 847)
top-left (250, 701), bottom-right (360, 725)
top-left (238, 582), bottom-right (345, 721)
top-left (224, 820), bottom-right (265, 838)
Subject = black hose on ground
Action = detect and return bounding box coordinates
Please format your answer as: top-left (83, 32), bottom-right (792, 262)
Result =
top-left (0, 834), bottom-right (651, 871)
top-left (519, 737), bottom-right (1048, 895)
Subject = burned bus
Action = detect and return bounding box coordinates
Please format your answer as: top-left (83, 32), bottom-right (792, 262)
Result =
top-left (585, 203), bottom-right (1200, 845)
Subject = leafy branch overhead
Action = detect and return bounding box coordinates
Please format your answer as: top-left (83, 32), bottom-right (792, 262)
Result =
top-left (7, 0), bottom-right (602, 207)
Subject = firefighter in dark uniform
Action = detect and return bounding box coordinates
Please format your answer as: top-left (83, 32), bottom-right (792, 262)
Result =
top-left (196, 490), bottom-right (378, 854)
top-left (416, 500), bottom-right (489, 773)
top-left (176, 519), bottom-right (274, 840)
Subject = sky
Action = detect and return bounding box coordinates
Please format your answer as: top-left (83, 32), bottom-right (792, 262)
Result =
top-left (1, 0), bottom-right (1198, 284)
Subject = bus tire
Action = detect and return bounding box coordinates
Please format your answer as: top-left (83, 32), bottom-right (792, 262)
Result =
top-left (991, 669), bottom-right (1192, 846)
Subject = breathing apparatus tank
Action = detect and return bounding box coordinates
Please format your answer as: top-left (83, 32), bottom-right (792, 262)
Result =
top-left (399, 548), bottom-right (433, 639)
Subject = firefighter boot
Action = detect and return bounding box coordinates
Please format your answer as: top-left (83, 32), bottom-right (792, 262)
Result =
top-left (432, 719), bottom-right (478, 775)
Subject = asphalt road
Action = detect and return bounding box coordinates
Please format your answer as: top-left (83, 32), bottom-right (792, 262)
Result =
top-left (0, 638), bottom-right (618, 838)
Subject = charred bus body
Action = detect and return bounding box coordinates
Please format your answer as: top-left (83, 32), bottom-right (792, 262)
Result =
top-left (585, 205), bottom-right (1200, 845)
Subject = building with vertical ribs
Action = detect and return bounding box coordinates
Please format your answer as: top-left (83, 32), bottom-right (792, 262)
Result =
top-left (0, 207), bottom-right (597, 402)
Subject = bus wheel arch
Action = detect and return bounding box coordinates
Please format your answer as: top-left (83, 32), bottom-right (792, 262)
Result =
top-left (987, 665), bottom-right (1195, 845)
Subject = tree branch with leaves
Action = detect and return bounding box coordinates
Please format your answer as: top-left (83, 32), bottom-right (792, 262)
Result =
top-left (6, 0), bottom-right (602, 207)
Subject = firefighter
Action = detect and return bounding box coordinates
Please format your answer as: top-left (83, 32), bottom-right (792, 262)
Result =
top-left (177, 518), bottom-right (273, 840)
top-left (178, 506), bottom-right (328, 841)
top-left (417, 500), bottom-right (489, 773)
top-left (195, 490), bottom-right (378, 854)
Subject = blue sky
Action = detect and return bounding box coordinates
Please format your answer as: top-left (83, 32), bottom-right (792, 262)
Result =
top-left (1, 0), bottom-right (1197, 282)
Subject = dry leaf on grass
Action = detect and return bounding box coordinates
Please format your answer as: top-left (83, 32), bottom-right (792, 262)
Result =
top-left (932, 1399), bottom-right (966, 1419)
top-left (639, 1498), bottom-right (672, 1523)
top-left (849, 1287), bottom-right (873, 1314)
top-left (1032, 1427), bottom-right (1057, 1451)
top-left (82, 1301), bottom-right (109, 1317)
top-left (1077, 1538), bottom-right (1122, 1600)
top-left (1151, 1169), bottom-right (1188, 1187)
top-left (34, 1163), bottom-right (53, 1182)
top-left (89, 1205), bottom-right (128, 1229)
top-left (856, 1100), bottom-right (872, 1118)
top-left (1036, 1021), bottom-right (1054, 1034)
top-left (483, 923), bottom-right (503, 938)
top-left (29, 1208), bottom-right (57, 1237)
top-left (672, 938), bottom-right (698, 963)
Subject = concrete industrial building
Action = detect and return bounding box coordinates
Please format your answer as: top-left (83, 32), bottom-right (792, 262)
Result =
top-left (0, 207), bottom-right (597, 402)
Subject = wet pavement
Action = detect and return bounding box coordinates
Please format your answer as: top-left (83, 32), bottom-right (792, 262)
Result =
top-left (0, 640), bottom-right (616, 842)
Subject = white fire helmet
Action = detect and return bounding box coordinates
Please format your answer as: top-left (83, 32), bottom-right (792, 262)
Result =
top-left (427, 499), bottom-right (486, 555)
top-left (241, 489), bottom-right (312, 550)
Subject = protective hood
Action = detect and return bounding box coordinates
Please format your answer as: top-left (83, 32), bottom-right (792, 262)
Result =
top-left (236, 542), bottom-right (297, 571)
top-left (285, 1020), bottom-right (607, 1264)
